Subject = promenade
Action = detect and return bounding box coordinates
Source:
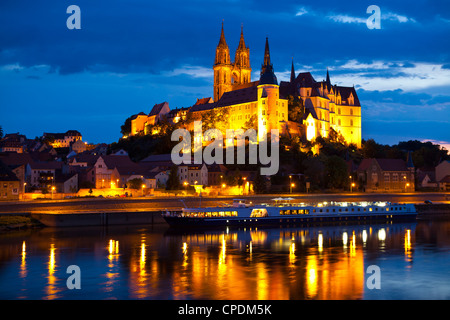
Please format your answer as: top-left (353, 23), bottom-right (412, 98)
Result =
top-left (0, 192), bottom-right (449, 215)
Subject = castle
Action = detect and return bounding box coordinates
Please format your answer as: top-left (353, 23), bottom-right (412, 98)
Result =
top-left (130, 23), bottom-right (362, 148)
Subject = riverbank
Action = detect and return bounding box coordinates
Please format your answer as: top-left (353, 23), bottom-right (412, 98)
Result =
top-left (0, 215), bottom-right (43, 232)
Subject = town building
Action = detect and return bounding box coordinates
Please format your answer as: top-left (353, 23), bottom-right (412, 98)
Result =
top-left (356, 157), bottom-right (415, 192)
top-left (0, 160), bottom-right (20, 201)
top-left (43, 130), bottom-right (82, 148)
top-left (436, 160), bottom-right (450, 191)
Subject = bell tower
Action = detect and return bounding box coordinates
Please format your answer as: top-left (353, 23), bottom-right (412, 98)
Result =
top-left (213, 22), bottom-right (232, 102)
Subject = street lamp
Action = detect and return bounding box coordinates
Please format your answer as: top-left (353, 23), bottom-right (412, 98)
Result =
top-left (141, 184), bottom-right (145, 196)
top-left (290, 183), bottom-right (295, 194)
top-left (351, 182), bottom-right (355, 193)
top-left (289, 175), bottom-right (292, 193)
top-left (51, 186), bottom-right (55, 200)
top-left (184, 181), bottom-right (188, 193)
top-left (406, 182), bottom-right (410, 193)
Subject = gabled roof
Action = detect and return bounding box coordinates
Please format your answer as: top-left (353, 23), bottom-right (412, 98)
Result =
top-left (0, 152), bottom-right (34, 167)
top-left (28, 161), bottom-right (64, 170)
top-left (140, 154), bottom-right (173, 163)
top-left (0, 160), bottom-right (19, 181)
top-left (71, 154), bottom-right (100, 166)
top-left (190, 102), bottom-right (217, 112)
top-left (215, 85), bottom-right (258, 108)
top-left (357, 158), bottom-right (408, 172)
top-left (194, 97), bottom-right (213, 105)
top-left (335, 86), bottom-right (361, 106)
top-left (149, 102), bottom-right (169, 117)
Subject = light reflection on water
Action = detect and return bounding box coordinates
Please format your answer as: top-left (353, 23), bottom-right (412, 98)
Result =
top-left (0, 220), bottom-right (449, 300)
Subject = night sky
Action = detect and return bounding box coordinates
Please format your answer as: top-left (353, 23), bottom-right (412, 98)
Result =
top-left (1, 0), bottom-right (449, 149)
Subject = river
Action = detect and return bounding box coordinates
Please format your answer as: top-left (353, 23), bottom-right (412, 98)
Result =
top-left (0, 218), bottom-right (449, 300)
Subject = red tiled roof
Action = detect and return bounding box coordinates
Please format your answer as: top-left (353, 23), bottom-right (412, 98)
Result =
top-left (357, 158), bottom-right (408, 172)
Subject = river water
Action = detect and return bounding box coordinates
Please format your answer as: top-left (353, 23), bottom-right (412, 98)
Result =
top-left (0, 220), bottom-right (449, 300)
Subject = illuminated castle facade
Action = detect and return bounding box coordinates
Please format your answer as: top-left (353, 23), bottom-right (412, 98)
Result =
top-left (130, 24), bottom-right (362, 147)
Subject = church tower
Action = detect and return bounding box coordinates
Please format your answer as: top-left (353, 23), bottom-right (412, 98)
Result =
top-left (232, 25), bottom-right (251, 86)
top-left (214, 22), bottom-right (232, 102)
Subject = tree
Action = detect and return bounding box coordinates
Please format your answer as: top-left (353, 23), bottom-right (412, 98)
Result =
top-left (253, 170), bottom-right (267, 194)
top-left (302, 156), bottom-right (325, 189)
top-left (0, 125), bottom-right (3, 139)
top-left (287, 95), bottom-right (304, 122)
top-left (128, 178), bottom-right (143, 190)
top-left (166, 165), bottom-right (181, 190)
top-left (120, 116), bottom-right (133, 136)
top-left (325, 155), bottom-right (349, 189)
top-left (243, 114), bottom-right (257, 130)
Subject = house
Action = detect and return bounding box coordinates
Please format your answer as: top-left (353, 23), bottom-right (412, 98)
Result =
top-left (55, 173), bottom-right (79, 193)
top-left (0, 152), bottom-right (35, 193)
top-left (0, 160), bottom-right (20, 201)
top-left (416, 167), bottom-right (438, 189)
top-left (43, 130), bottom-right (82, 148)
top-left (178, 163), bottom-right (208, 186)
top-left (70, 139), bottom-right (87, 154)
top-left (26, 161), bottom-right (66, 189)
top-left (436, 160), bottom-right (450, 191)
top-left (69, 165), bottom-right (96, 189)
top-left (130, 102), bottom-right (171, 136)
top-left (356, 158), bottom-right (415, 192)
top-left (100, 155), bottom-right (144, 188)
top-left (207, 163), bottom-right (228, 185)
top-left (0, 140), bottom-right (23, 153)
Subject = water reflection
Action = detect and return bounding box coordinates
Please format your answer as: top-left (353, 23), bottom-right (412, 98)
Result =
top-left (46, 243), bottom-right (59, 299)
top-left (1, 220), bottom-right (450, 299)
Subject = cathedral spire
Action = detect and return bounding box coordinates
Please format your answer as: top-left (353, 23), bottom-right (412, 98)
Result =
top-left (263, 37), bottom-right (271, 67)
top-left (260, 37), bottom-right (277, 85)
top-left (237, 23), bottom-right (246, 50)
top-left (218, 20), bottom-right (228, 48)
top-left (326, 68), bottom-right (331, 88)
top-left (290, 58), bottom-right (296, 83)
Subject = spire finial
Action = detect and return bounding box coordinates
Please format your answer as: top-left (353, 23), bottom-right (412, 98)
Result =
top-left (290, 57), bottom-right (296, 83)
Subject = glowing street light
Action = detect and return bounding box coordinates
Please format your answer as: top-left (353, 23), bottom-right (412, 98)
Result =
top-left (290, 183), bottom-right (295, 194)
top-left (289, 175), bottom-right (292, 193)
top-left (141, 184), bottom-right (145, 196)
top-left (51, 186), bottom-right (55, 200)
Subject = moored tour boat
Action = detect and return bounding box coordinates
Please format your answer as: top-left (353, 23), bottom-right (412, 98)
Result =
top-left (163, 198), bottom-right (417, 227)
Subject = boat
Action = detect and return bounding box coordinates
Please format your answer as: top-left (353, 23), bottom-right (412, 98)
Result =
top-left (162, 198), bottom-right (418, 227)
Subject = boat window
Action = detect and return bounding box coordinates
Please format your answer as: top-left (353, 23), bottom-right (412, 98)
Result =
top-left (333, 209), bottom-right (336, 212)
top-left (212, 212), bottom-right (218, 217)
top-left (250, 209), bottom-right (268, 217)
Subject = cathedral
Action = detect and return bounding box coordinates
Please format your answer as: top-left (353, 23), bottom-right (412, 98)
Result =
top-left (130, 23), bottom-right (362, 148)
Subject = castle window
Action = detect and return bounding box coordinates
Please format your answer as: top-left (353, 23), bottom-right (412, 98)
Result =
top-left (350, 108), bottom-right (353, 116)
top-left (338, 108), bottom-right (341, 115)
top-left (262, 110), bottom-right (265, 115)
top-left (338, 119), bottom-right (341, 126)
top-left (350, 120), bottom-right (354, 126)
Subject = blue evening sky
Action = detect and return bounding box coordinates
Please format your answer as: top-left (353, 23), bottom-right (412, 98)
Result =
top-left (0, 0), bottom-right (449, 149)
